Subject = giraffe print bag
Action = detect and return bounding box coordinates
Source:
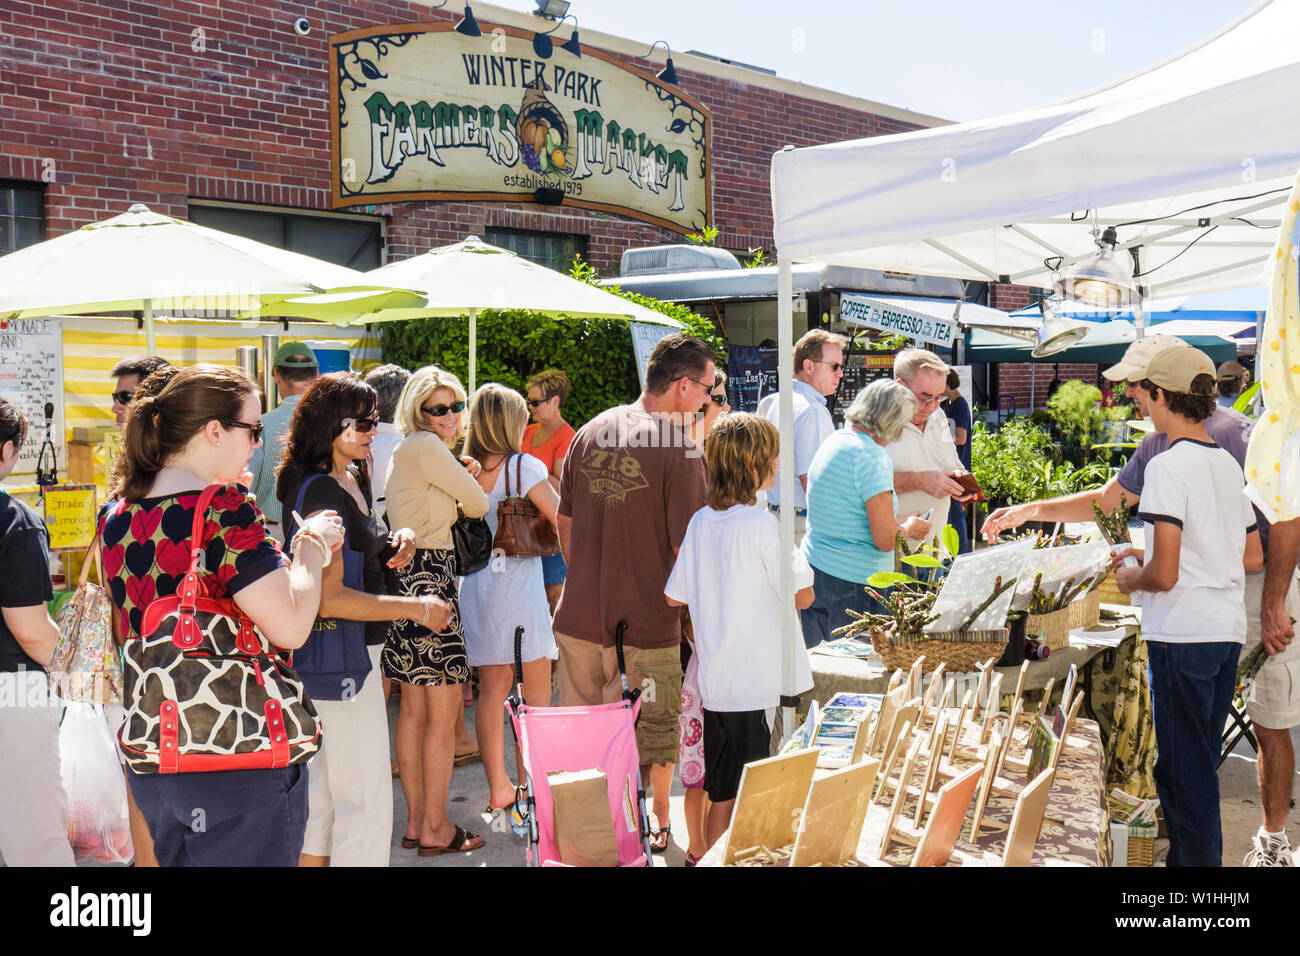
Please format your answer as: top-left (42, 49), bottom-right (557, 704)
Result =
top-left (117, 484), bottom-right (322, 774)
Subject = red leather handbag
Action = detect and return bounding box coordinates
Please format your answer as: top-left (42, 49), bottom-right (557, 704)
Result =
top-left (116, 484), bottom-right (321, 773)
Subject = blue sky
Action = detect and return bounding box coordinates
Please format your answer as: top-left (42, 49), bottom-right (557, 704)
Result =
top-left (484, 0), bottom-right (1261, 120)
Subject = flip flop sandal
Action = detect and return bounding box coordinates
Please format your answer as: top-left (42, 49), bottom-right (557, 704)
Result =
top-left (401, 836), bottom-right (419, 849)
top-left (418, 825), bottom-right (484, 856)
top-left (684, 850), bottom-right (701, 867)
top-left (648, 824), bottom-right (671, 854)
top-left (453, 749), bottom-right (481, 767)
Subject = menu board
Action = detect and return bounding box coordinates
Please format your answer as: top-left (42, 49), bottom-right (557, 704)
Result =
top-left (0, 317), bottom-right (64, 477)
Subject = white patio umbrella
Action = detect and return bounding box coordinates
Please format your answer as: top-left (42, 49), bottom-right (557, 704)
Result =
top-left (0, 203), bottom-right (409, 352)
top-left (278, 236), bottom-right (683, 392)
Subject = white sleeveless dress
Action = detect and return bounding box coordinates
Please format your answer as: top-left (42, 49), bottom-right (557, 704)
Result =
top-left (458, 454), bottom-right (558, 667)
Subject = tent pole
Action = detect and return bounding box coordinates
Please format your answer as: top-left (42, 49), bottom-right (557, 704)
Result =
top-left (777, 255), bottom-right (797, 745)
top-left (468, 308), bottom-right (477, 394)
top-left (144, 298), bottom-right (156, 356)
top-left (1134, 249), bottom-right (1145, 340)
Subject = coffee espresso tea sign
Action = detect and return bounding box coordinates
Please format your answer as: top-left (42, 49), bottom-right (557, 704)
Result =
top-left (330, 23), bottom-right (712, 234)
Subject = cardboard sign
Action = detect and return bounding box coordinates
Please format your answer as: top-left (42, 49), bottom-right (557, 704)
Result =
top-left (42, 484), bottom-right (97, 552)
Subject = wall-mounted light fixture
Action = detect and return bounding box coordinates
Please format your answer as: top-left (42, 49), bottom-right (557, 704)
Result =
top-left (533, 14), bottom-right (580, 58)
top-left (642, 40), bottom-right (679, 86)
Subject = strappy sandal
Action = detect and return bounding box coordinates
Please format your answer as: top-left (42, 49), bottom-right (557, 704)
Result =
top-left (418, 825), bottom-right (484, 856)
top-left (648, 823), bottom-right (671, 854)
top-left (401, 836), bottom-right (419, 849)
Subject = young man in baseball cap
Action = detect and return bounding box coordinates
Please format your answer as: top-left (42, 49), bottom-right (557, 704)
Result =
top-left (248, 342), bottom-right (319, 539)
top-left (1113, 347), bottom-right (1263, 866)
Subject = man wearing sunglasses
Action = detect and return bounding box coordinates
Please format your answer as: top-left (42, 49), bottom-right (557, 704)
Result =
top-left (756, 329), bottom-right (846, 545)
top-left (109, 356), bottom-right (171, 428)
top-left (248, 342), bottom-right (319, 542)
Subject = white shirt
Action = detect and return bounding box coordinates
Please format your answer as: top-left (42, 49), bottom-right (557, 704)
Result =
top-left (1136, 438), bottom-right (1255, 644)
top-left (369, 422), bottom-right (403, 522)
top-left (757, 378), bottom-right (835, 509)
top-left (664, 504), bottom-right (815, 711)
top-left (885, 406), bottom-right (963, 548)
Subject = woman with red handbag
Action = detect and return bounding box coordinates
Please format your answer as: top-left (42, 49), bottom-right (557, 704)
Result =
top-left (101, 364), bottom-right (344, 867)
top-left (460, 383), bottom-right (559, 819)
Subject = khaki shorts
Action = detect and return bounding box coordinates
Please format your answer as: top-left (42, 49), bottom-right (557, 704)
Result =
top-left (1242, 570), bottom-right (1300, 730)
top-left (556, 632), bottom-right (683, 767)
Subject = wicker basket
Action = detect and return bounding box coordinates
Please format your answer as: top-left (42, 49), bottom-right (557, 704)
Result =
top-left (1093, 571), bottom-right (1132, 607)
top-left (1124, 823), bottom-right (1157, 867)
top-left (1025, 606), bottom-right (1072, 651)
top-left (869, 625), bottom-right (1008, 674)
top-left (1069, 590), bottom-right (1101, 629)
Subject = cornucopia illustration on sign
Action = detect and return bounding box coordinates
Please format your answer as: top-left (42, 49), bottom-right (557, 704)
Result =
top-left (517, 78), bottom-right (570, 175)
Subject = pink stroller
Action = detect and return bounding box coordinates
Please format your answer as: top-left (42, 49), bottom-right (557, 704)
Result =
top-left (506, 622), bottom-right (654, 866)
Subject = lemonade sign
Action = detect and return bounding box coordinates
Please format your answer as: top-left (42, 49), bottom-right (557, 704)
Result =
top-left (330, 22), bottom-right (712, 234)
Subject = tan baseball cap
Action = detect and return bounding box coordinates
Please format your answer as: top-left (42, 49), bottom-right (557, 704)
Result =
top-left (1101, 334), bottom-right (1188, 382)
top-left (1144, 346), bottom-right (1217, 394)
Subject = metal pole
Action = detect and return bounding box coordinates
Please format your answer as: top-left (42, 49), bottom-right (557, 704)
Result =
top-left (261, 333), bottom-right (280, 411)
top-left (468, 308), bottom-right (478, 395)
top-left (236, 346), bottom-right (259, 390)
top-left (144, 299), bottom-right (156, 356)
top-left (777, 254), bottom-right (797, 744)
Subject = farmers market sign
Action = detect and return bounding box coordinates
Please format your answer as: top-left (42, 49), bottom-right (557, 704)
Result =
top-left (330, 22), bottom-right (712, 234)
top-left (839, 293), bottom-right (957, 349)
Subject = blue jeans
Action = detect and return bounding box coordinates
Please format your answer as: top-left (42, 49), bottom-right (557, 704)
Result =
top-left (1146, 640), bottom-right (1241, 867)
top-left (541, 551), bottom-right (567, 587)
top-left (799, 565), bottom-right (885, 649)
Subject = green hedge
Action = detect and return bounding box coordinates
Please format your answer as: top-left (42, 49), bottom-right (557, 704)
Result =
top-left (379, 285), bottom-right (725, 430)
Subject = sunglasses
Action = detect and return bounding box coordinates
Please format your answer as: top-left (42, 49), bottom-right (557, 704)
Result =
top-left (526, 398), bottom-right (552, 408)
top-left (709, 392), bottom-right (728, 407)
top-left (341, 416), bottom-right (381, 434)
top-left (815, 361), bottom-right (844, 373)
top-left (111, 390), bottom-right (135, 406)
top-left (222, 421), bottom-right (264, 441)
top-left (421, 400), bottom-right (466, 417)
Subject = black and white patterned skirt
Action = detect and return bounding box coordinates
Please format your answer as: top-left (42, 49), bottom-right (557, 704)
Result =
top-left (381, 547), bottom-right (470, 686)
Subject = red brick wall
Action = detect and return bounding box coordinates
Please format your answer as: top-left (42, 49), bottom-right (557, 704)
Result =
top-left (997, 362), bottom-right (1101, 412)
top-left (0, 2), bottom-right (927, 275)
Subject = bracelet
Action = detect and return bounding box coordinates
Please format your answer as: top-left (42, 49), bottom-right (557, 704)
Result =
top-left (420, 599), bottom-right (431, 626)
top-left (292, 530), bottom-right (332, 568)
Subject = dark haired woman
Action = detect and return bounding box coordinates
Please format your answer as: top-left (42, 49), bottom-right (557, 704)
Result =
top-left (0, 399), bottom-right (75, 865)
top-left (101, 364), bottom-right (345, 867)
top-left (277, 372), bottom-right (446, 867)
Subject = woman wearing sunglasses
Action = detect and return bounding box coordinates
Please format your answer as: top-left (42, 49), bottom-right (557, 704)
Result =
top-left (521, 370), bottom-right (575, 614)
top-left (688, 369), bottom-right (731, 446)
top-left (383, 366), bottom-right (491, 855)
top-left (277, 372), bottom-right (441, 867)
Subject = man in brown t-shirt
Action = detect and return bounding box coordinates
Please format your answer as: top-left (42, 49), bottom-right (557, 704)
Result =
top-left (555, 333), bottom-right (714, 852)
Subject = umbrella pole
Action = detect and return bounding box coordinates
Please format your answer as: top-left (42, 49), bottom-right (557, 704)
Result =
top-left (777, 255), bottom-right (797, 746)
top-left (144, 299), bottom-right (156, 355)
top-left (468, 308), bottom-right (477, 394)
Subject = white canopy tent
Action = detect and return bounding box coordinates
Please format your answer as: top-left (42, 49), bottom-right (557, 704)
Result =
top-left (766, 0), bottom-right (1300, 734)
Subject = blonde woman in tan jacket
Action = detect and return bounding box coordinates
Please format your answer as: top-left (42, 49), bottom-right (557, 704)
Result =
top-left (384, 366), bottom-right (491, 855)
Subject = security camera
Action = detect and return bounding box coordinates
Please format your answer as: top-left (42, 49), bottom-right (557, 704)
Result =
top-left (292, 17), bottom-right (311, 36)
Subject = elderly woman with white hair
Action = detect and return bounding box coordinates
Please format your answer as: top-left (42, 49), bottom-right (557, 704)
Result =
top-left (799, 380), bottom-right (931, 649)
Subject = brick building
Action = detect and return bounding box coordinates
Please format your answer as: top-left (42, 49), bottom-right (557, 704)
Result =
top-left (1, 0), bottom-right (1095, 417)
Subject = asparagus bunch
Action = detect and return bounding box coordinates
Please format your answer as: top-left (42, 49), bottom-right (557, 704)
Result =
top-left (1093, 494), bottom-right (1132, 546)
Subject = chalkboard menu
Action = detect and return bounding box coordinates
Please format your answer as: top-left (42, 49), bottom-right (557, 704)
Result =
top-left (725, 344), bottom-right (778, 413)
top-left (831, 351), bottom-right (897, 426)
top-left (0, 318), bottom-right (64, 477)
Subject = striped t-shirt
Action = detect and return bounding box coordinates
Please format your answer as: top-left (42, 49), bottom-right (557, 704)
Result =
top-left (802, 427), bottom-right (896, 584)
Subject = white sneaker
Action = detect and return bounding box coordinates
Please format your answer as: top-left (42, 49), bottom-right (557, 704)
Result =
top-left (1243, 831), bottom-right (1294, 867)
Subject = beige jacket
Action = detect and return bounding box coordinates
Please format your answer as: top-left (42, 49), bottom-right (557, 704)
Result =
top-left (384, 430), bottom-right (490, 550)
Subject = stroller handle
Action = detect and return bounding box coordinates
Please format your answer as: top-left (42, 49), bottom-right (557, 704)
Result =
top-left (511, 625), bottom-right (526, 706)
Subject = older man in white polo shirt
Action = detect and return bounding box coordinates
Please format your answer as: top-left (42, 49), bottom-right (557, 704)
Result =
top-left (757, 329), bottom-right (845, 543)
top-left (887, 348), bottom-right (974, 549)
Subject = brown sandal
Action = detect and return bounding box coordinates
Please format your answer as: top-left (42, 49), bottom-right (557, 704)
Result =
top-left (417, 825), bottom-right (484, 856)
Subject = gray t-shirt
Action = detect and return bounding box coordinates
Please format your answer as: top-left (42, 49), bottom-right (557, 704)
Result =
top-left (1117, 406), bottom-right (1267, 549)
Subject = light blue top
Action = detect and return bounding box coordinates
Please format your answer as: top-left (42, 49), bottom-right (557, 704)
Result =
top-left (248, 393), bottom-right (301, 523)
top-left (757, 378), bottom-right (835, 509)
top-left (802, 427), bottom-right (896, 585)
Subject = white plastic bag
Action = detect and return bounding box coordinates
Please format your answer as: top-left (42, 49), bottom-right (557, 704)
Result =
top-left (60, 702), bottom-right (133, 865)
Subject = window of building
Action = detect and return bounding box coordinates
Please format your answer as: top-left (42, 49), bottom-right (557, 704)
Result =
top-left (188, 202), bottom-right (383, 270)
top-left (485, 228), bottom-right (587, 273)
top-left (0, 181), bottom-right (45, 256)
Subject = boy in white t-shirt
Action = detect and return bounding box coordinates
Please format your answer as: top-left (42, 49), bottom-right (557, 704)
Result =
top-left (1115, 347), bottom-right (1263, 867)
top-left (665, 413), bottom-right (815, 852)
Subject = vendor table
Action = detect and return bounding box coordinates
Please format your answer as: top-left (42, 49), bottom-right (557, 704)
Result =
top-left (702, 713), bottom-right (1111, 867)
